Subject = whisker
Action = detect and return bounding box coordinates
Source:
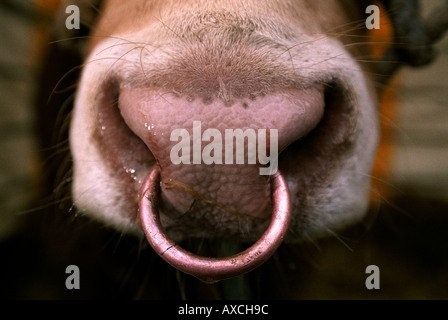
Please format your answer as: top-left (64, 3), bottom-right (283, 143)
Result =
top-left (323, 226), bottom-right (354, 252)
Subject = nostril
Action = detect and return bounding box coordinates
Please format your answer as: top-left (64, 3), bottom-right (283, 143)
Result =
top-left (278, 82), bottom-right (359, 189)
top-left (94, 80), bottom-right (155, 184)
top-left (275, 86), bottom-right (326, 154)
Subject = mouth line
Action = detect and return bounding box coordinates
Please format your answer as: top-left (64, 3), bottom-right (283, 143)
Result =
top-left (93, 78), bottom-right (356, 229)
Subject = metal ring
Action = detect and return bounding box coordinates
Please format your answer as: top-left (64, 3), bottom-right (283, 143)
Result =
top-left (139, 164), bottom-right (291, 283)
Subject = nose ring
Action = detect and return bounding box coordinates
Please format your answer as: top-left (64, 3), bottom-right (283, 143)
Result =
top-left (139, 164), bottom-right (291, 283)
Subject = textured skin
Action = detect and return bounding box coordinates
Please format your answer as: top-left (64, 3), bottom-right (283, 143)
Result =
top-left (70, 0), bottom-right (379, 242)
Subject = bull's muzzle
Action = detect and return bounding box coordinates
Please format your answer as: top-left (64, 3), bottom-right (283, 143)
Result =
top-left (139, 164), bottom-right (292, 283)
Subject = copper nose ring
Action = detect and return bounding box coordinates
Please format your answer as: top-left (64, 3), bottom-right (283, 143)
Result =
top-left (139, 165), bottom-right (292, 283)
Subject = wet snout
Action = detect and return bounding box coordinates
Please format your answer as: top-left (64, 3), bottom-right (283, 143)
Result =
top-left (119, 84), bottom-right (324, 237)
top-left (71, 0), bottom-right (379, 245)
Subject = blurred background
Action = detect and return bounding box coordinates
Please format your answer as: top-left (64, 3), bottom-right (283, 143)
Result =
top-left (0, 0), bottom-right (447, 299)
top-left (391, 3), bottom-right (448, 202)
top-left (0, 0), bottom-right (40, 242)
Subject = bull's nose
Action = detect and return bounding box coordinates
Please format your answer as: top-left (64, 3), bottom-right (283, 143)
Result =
top-left (119, 85), bottom-right (324, 230)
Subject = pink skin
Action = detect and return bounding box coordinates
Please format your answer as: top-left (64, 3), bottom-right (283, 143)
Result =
top-left (139, 164), bottom-right (292, 283)
top-left (119, 86), bottom-right (324, 239)
top-left (123, 85), bottom-right (321, 279)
